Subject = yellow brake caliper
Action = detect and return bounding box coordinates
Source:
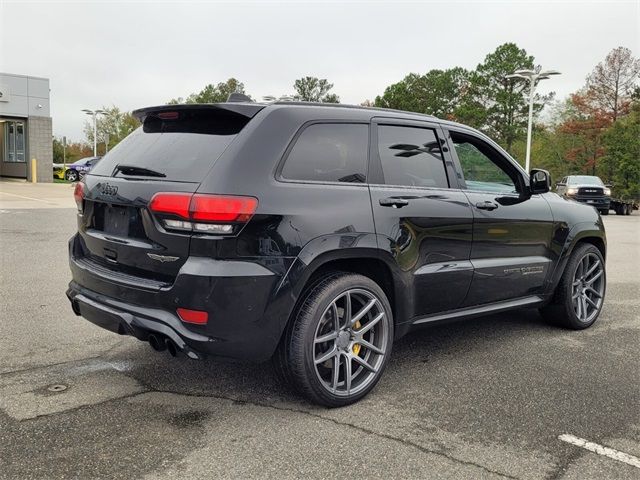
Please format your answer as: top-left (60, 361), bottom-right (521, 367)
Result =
top-left (352, 320), bottom-right (362, 356)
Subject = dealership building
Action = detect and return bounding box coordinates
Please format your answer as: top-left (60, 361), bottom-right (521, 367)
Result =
top-left (0, 73), bottom-right (52, 182)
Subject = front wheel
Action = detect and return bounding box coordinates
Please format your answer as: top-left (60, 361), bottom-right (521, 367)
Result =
top-left (65, 170), bottom-right (78, 182)
top-left (540, 243), bottom-right (606, 329)
top-left (274, 273), bottom-right (394, 407)
top-left (599, 209), bottom-right (609, 215)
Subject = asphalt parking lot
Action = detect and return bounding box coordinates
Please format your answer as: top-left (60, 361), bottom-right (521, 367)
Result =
top-left (1, 181), bottom-right (639, 479)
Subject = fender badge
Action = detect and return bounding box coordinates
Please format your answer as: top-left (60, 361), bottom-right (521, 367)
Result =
top-left (147, 253), bottom-right (179, 263)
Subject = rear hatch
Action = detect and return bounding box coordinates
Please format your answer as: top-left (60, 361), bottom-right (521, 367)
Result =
top-left (75, 104), bottom-right (263, 285)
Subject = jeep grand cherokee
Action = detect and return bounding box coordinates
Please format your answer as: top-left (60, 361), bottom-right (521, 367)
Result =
top-left (67, 99), bottom-right (607, 406)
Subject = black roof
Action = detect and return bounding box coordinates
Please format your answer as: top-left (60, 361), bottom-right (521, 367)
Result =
top-left (133, 100), bottom-right (475, 133)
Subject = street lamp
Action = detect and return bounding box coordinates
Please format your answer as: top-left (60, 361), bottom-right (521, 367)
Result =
top-left (81, 109), bottom-right (105, 156)
top-left (505, 66), bottom-right (561, 172)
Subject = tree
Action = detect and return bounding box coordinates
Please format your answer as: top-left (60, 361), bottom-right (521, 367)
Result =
top-left (52, 137), bottom-right (92, 164)
top-left (84, 106), bottom-right (140, 155)
top-left (168, 78), bottom-right (247, 104)
top-left (374, 68), bottom-right (470, 119)
top-left (465, 43), bottom-right (553, 152)
top-left (601, 100), bottom-right (640, 198)
top-left (557, 91), bottom-right (611, 176)
top-left (293, 77), bottom-right (339, 102)
top-left (586, 46), bottom-right (640, 122)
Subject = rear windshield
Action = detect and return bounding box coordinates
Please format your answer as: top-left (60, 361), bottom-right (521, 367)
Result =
top-left (89, 109), bottom-right (251, 183)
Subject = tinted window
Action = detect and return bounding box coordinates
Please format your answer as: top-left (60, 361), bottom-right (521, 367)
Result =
top-left (90, 109), bottom-right (252, 183)
top-left (377, 125), bottom-right (448, 188)
top-left (452, 135), bottom-right (517, 193)
top-left (281, 123), bottom-right (368, 183)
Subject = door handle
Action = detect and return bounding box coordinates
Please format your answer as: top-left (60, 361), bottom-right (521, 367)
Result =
top-left (475, 201), bottom-right (499, 211)
top-left (379, 198), bottom-right (409, 208)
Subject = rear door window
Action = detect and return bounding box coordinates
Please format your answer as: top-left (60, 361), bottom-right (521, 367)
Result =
top-left (90, 109), bottom-right (252, 183)
top-left (281, 123), bottom-right (368, 183)
top-left (377, 125), bottom-right (449, 188)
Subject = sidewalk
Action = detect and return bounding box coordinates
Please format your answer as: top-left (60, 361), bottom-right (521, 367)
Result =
top-left (0, 179), bottom-right (76, 209)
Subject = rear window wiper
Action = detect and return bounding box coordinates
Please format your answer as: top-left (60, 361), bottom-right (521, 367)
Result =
top-left (112, 164), bottom-right (166, 178)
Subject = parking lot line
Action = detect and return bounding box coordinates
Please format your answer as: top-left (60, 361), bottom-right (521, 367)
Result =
top-left (559, 434), bottom-right (640, 469)
top-left (0, 190), bottom-right (54, 204)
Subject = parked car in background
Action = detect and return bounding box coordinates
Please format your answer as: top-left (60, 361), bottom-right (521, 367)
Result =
top-left (556, 175), bottom-right (611, 215)
top-left (67, 100), bottom-right (607, 406)
top-left (58, 156), bottom-right (102, 182)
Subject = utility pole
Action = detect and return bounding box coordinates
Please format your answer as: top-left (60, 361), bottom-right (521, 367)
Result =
top-left (81, 109), bottom-right (105, 156)
top-left (505, 66), bottom-right (561, 172)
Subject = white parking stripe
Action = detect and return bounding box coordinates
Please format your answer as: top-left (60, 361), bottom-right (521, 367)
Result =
top-left (0, 191), bottom-right (53, 203)
top-left (559, 434), bottom-right (640, 469)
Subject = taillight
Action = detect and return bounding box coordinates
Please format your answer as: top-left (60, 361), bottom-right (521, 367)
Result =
top-left (73, 182), bottom-right (85, 212)
top-left (177, 308), bottom-right (208, 325)
top-left (149, 193), bottom-right (258, 235)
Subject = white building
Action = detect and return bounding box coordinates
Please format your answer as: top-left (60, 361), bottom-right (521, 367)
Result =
top-left (0, 73), bottom-right (52, 182)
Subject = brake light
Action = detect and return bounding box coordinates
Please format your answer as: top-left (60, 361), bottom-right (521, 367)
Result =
top-left (191, 195), bottom-right (258, 222)
top-left (148, 193), bottom-right (191, 219)
top-left (157, 111), bottom-right (180, 120)
top-left (149, 193), bottom-right (258, 235)
top-left (73, 182), bottom-right (85, 212)
top-left (177, 308), bottom-right (208, 325)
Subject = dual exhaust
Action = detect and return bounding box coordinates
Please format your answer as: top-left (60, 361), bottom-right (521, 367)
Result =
top-left (148, 333), bottom-right (180, 357)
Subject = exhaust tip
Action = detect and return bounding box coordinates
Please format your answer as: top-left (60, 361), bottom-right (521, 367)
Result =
top-left (148, 334), bottom-right (166, 352)
top-left (165, 339), bottom-right (178, 357)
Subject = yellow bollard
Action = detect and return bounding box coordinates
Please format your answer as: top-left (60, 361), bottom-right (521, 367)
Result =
top-left (31, 158), bottom-right (37, 183)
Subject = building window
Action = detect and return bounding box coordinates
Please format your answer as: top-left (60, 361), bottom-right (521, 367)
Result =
top-left (4, 121), bottom-right (26, 163)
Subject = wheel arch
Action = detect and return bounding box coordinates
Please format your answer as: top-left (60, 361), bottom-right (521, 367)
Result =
top-left (546, 222), bottom-right (607, 297)
top-left (273, 235), bottom-right (410, 343)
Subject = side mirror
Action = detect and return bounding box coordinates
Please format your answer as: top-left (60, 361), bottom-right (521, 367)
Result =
top-left (530, 169), bottom-right (550, 194)
top-left (605, 183), bottom-right (614, 188)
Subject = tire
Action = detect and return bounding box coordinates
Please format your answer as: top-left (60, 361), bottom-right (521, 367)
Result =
top-left (625, 204), bottom-right (631, 215)
top-left (599, 208), bottom-right (609, 215)
top-left (274, 272), bottom-right (394, 407)
top-left (65, 170), bottom-right (78, 182)
top-left (540, 243), bottom-right (606, 329)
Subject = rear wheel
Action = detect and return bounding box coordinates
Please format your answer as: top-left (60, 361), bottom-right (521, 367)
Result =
top-left (540, 244), bottom-right (606, 329)
top-left (599, 208), bottom-right (609, 215)
top-left (625, 204), bottom-right (632, 215)
top-left (274, 273), bottom-right (393, 407)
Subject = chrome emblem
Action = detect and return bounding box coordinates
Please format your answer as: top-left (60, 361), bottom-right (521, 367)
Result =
top-left (99, 183), bottom-right (118, 196)
top-left (147, 253), bottom-right (179, 263)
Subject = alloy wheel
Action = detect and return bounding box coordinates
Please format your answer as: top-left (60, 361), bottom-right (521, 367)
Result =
top-left (313, 288), bottom-right (389, 397)
top-left (572, 252), bottom-right (605, 323)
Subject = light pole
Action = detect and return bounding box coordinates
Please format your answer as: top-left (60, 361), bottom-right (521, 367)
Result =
top-left (505, 66), bottom-right (561, 172)
top-left (81, 109), bottom-right (105, 156)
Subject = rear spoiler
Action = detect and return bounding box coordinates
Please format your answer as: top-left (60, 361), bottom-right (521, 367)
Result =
top-left (133, 102), bottom-right (265, 122)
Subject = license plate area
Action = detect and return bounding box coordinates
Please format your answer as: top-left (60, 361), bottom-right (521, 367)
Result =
top-left (92, 202), bottom-right (146, 239)
top-left (103, 205), bottom-right (130, 236)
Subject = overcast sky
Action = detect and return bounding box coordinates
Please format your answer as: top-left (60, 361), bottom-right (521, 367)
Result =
top-left (1, 0), bottom-right (639, 140)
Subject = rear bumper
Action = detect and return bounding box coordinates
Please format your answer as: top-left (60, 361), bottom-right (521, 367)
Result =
top-left (66, 285), bottom-right (208, 359)
top-left (67, 235), bottom-right (293, 362)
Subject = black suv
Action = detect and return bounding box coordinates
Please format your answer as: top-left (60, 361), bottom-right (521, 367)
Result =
top-left (67, 100), bottom-right (607, 406)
